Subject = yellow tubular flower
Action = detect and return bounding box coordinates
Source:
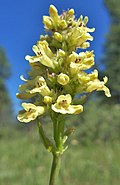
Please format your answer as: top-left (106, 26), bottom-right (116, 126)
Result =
top-left (57, 73), bottom-right (69, 85)
top-left (17, 103), bottom-right (45, 123)
top-left (16, 92), bottom-right (35, 100)
top-left (86, 76), bottom-right (111, 97)
top-left (43, 16), bottom-right (53, 30)
top-left (37, 41), bottom-right (53, 58)
top-left (25, 42), bottom-right (55, 69)
top-left (49, 5), bottom-right (59, 26)
top-left (28, 76), bottom-right (51, 96)
top-left (52, 94), bottom-right (83, 114)
top-left (78, 15), bottom-right (95, 32)
top-left (68, 24), bottom-right (94, 49)
top-left (70, 51), bottom-right (94, 74)
top-left (18, 77), bottom-right (35, 92)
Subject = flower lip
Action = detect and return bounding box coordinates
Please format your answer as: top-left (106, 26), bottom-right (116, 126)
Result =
top-left (59, 99), bottom-right (68, 108)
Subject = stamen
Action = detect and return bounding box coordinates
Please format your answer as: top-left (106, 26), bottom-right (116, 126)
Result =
top-left (37, 51), bottom-right (43, 56)
top-left (28, 108), bottom-right (32, 112)
top-left (75, 58), bottom-right (81, 63)
top-left (59, 99), bottom-right (68, 108)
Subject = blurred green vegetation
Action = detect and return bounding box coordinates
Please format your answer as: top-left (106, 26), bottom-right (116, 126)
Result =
top-left (102, 0), bottom-right (120, 103)
top-left (68, 100), bottom-right (120, 145)
top-left (0, 48), bottom-right (13, 126)
top-left (0, 127), bottom-right (120, 185)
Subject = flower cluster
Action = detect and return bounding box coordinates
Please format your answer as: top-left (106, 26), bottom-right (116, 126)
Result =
top-left (17, 5), bottom-right (111, 123)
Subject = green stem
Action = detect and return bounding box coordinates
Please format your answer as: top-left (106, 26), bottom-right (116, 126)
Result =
top-left (48, 114), bottom-right (65, 185)
top-left (57, 118), bottom-right (64, 149)
top-left (53, 119), bottom-right (58, 147)
top-left (49, 154), bottom-right (61, 185)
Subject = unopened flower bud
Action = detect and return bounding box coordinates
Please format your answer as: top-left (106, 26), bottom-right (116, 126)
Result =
top-left (54, 32), bottom-right (62, 42)
top-left (57, 73), bottom-right (69, 85)
top-left (79, 15), bottom-right (83, 22)
top-left (83, 16), bottom-right (88, 25)
top-left (68, 9), bottom-right (74, 15)
top-left (43, 16), bottom-right (53, 30)
top-left (58, 49), bottom-right (66, 57)
top-left (44, 96), bottom-right (53, 104)
top-left (59, 20), bottom-right (67, 29)
top-left (49, 5), bottom-right (58, 24)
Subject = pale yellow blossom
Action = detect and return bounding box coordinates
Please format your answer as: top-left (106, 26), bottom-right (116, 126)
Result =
top-left (17, 103), bottom-right (45, 123)
top-left (25, 42), bottom-right (55, 68)
top-left (86, 76), bottom-right (111, 97)
top-left (28, 76), bottom-right (51, 96)
top-left (52, 94), bottom-right (83, 114)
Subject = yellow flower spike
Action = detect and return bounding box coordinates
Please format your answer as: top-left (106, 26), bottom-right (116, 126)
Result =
top-left (44, 96), bottom-right (53, 104)
top-left (43, 16), bottom-right (53, 30)
top-left (16, 6), bottom-right (111, 178)
top-left (52, 94), bottom-right (83, 114)
top-left (17, 103), bottom-right (45, 123)
top-left (49, 5), bottom-right (59, 25)
top-left (54, 32), bottom-right (62, 42)
top-left (57, 73), bottom-right (69, 86)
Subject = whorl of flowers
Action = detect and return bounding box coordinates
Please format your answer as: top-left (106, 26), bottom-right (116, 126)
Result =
top-left (16, 5), bottom-right (111, 123)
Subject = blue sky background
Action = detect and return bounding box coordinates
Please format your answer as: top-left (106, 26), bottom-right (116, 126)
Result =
top-left (0, 0), bottom-right (110, 114)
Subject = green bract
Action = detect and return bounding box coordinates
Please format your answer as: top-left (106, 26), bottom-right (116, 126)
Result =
top-left (16, 5), bottom-right (111, 123)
